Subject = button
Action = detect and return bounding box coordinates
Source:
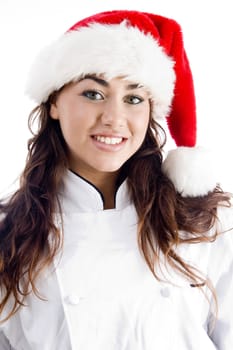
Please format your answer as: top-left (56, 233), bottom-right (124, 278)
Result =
top-left (64, 294), bottom-right (81, 305)
top-left (160, 287), bottom-right (170, 298)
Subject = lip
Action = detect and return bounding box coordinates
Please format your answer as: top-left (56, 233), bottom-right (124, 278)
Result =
top-left (91, 133), bottom-right (127, 138)
top-left (90, 135), bottom-right (128, 152)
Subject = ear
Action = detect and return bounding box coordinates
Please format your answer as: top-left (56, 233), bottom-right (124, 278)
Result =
top-left (50, 103), bottom-right (59, 120)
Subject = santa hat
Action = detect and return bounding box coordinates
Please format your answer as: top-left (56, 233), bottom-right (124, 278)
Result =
top-left (25, 10), bottom-right (218, 197)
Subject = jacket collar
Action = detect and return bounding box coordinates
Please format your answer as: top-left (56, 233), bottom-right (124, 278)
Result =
top-left (59, 170), bottom-right (131, 212)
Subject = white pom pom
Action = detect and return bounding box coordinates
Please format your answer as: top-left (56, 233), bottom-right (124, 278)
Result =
top-left (162, 146), bottom-right (218, 197)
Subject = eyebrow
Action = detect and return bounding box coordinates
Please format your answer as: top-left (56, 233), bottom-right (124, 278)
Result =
top-left (81, 74), bottom-right (142, 90)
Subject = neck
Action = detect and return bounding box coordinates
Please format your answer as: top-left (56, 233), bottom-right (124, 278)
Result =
top-left (98, 181), bottom-right (117, 210)
top-left (70, 168), bottom-right (119, 209)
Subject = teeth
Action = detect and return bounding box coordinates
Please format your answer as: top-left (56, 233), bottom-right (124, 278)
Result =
top-left (95, 136), bottom-right (123, 145)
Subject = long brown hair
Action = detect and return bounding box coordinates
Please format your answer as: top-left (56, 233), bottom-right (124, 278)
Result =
top-left (126, 119), bottom-right (231, 282)
top-left (0, 97), bottom-right (231, 322)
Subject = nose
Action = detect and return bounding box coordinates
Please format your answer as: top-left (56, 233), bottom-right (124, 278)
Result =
top-left (100, 98), bottom-right (126, 128)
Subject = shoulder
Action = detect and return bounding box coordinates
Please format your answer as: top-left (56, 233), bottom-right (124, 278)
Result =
top-left (212, 203), bottom-right (233, 260)
top-left (216, 202), bottom-right (233, 234)
top-left (206, 203), bottom-right (233, 283)
top-left (176, 203), bottom-right (233, 282)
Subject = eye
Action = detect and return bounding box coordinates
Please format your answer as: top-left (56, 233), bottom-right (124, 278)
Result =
top-left (82, 90), bottom-right (104, 100)
top-left (124, 95), bottom-right (144, 105)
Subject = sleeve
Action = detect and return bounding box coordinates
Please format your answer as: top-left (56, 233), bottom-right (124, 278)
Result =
top-left (0, 331), bottom-right (12, 349)
top-left (207, 205), bottom-right (233, 349)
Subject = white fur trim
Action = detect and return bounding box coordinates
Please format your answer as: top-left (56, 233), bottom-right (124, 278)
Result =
top-left (25, 22), bottom-right (175, 119)
top-left (162, 146), bottom-right (218, 197)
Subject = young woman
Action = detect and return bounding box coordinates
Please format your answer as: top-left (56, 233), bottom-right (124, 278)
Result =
top-left (0, 10), bottom-right (232, 350)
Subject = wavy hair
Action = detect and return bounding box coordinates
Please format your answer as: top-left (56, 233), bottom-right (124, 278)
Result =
top-left (0, 94), bottom-right (231, 322)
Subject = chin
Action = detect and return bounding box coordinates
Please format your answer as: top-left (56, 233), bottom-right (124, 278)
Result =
top-left (97, 166), bottom-right (122, 173)
top-left (94, 162), bottom-right (125, 173)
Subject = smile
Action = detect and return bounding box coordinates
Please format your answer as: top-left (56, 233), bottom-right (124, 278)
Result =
top-left (93, 135), bottom-right (124, 145)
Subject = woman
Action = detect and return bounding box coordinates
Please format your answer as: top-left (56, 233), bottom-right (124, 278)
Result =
top-left (0, 10), bottom-right (232, 350)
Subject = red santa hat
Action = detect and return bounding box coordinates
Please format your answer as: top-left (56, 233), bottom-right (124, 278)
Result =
top-left (25, 10), bottom-right (218, 197)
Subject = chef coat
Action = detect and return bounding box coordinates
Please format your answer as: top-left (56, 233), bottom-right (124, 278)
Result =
top-left (0, 169), bottom-right (233, 349)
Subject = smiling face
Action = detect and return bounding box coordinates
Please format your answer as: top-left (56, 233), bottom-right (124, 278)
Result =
top-left (50, 76), bottom-right (150, 184)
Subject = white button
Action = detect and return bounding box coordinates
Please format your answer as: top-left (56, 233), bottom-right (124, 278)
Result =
top-left (64, 294), bottom-right (81, 305)
top-left (160, 287), bottom-right (170, 298)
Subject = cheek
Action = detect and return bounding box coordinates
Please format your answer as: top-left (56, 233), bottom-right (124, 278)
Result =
top-left (133, 114), bottom-right (150, 138)
top-left (58, 108), bottom-right (81, 131)
top-left (134, 103), bottom-right (150, 128)
top-left (58, 117), bottom-right (80, 144)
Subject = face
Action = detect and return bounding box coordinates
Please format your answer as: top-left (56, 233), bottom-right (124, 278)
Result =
top-left (50, 76), bottom-right (150, 182)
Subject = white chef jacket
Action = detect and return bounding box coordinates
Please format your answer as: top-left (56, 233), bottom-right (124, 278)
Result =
top-left (0, 169), bottom-right (233, 349)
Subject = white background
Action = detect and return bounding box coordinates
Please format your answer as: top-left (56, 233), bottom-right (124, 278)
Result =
top-left (0, 0), bottom-right (232, 197)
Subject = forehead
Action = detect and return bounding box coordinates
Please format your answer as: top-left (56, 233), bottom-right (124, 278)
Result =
top-left (54, 74), bottom-right (151, 99)
top-left (76, 74), bottom-right (148, 91)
